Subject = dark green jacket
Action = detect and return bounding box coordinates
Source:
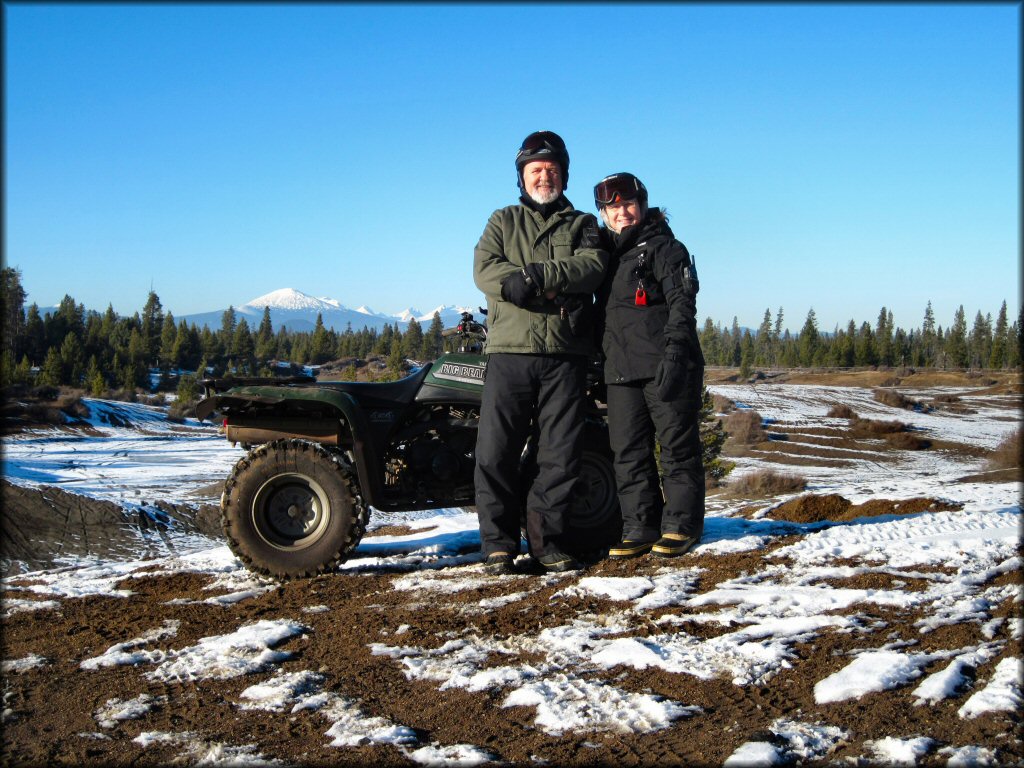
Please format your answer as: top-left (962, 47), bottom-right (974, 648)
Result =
top-left (473, 197), bottom-right (607, 355)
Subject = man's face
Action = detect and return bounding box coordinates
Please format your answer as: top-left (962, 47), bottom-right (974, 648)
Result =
top-left (600, 199), bottom-right (643, 234)
top-left (521, 160), bottom-right (563, 205)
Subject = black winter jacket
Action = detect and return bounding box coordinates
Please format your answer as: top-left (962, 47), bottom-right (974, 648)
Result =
top-left (595, 209), bottom-right (704, 384)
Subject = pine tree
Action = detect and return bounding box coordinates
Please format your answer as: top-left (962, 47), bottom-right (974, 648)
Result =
top-left (255, 306), bottom-right (275, 363)
top-left (86, 355), bottom-right (106, 396)
top-left (159, 311), bottom-right (177, 370)
top-left (140, 291), bottom-right (164, 365)
top-left (176, 373), bottom-right (199, 404)
top-left (420, 312), bottom-right (444, 360)
top-left (386, 336), bottom-right (405, 378)
top-left (798, 309), bottom-right (819, 367)
top-left (968, 311), bottom-right (993, 370)
top-left (921, 301), bottom-right (937, 367)
top-left (39, 346), bottom-right (63, 387)
top-left (989, 301), bottom-right (1008, 369)
top-left (0, 351), bottom-right (15, 388)
top-left (1010, 308), bottom-right (1023, 368)
top-left (1, 266), bottom-right (27, 360)
top-left (772, 307), bottom-right (785, 365)
top-left (14, 355), bottom-right (32, 385)
top-left (309, 313), bottom-right (332, 365)
top-left (375, 324), bottom-right (394, 356)
top-left (754, 309), bottom-right (772, 367)
top-left (24, 304), bottom-right (46, 365)
top-left (403, 317), bottom-right (424, 360)
top-left (232, 318), bottom-right (256, 374)
top-left (219, 306), bottom-right (237, 358)
top-left (59, 332), bottom-right (86, 386)
top-left (739, 330), bottom-right (754, 379)
top-left (699, 318), bottom-right (720, 367)
top-left (875, 307), bottom-right (894, 367)
top-left (854, 322), bottom-right (877, 366)
top-left (699, 386), bottom-right (733, 484)
top-left (945, 306), bottom-right (968, 368)
top-left (126, 327), bottom-right (149, 389)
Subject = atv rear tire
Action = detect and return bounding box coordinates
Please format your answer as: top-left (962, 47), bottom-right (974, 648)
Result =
top-left (569, 438), bottom-right (622, 552)
top-left (221, 439), bottom-right (368, 579)
top-left (520, 422), bottom-right (623, 557)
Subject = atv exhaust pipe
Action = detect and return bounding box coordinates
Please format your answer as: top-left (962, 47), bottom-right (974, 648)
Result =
top-left (225, 418), bottom-right (340, 447)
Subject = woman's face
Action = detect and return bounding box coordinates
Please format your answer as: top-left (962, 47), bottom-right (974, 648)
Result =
top-left (600, 199), bottom-right (643, 234)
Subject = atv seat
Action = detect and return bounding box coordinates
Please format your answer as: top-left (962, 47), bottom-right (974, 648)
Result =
top-left (315, 363), bottom-right (432, 405)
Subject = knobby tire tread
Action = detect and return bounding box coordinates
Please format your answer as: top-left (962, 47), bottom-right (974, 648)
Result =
top-left (221, 438), bottom-right (368, 579)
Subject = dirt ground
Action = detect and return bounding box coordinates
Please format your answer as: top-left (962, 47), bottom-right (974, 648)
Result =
top-left (2, 370), bottom-right (1021, 766)
top-left (2, 488), bottom-right (1021, 767)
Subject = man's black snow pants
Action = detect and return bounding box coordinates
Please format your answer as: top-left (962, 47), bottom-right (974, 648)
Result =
top-left (474, 353), bottom-right (586, 559)
top-left (606, 378), bottom-right (705, 541)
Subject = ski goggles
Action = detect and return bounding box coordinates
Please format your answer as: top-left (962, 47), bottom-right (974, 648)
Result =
top-left (594, 172), bottom-right (647, 207)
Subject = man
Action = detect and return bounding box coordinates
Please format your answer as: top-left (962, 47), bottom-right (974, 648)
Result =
top-left (473, 130), bottom-right (608, 574)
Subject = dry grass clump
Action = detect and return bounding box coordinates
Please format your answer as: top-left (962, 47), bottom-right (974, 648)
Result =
top-left (872, 388), bottom-right (919, 409)
top-left (724, 409), bottom-right (768, 444)
top-left (851, 417), bottom-right (908, 435)
top-left (57, 393), bottom-right (89, 419)
top-left (986, 429), bottom-right (1022, 471)
top-left (885, 432), bottom-right (931, 450)
top-left (712, 393), bottom-right (735, 414)
top-left (729, 470), bottom-right (807, 496)
top-left (166, 401), bottom-right (197, 423)
top-left (931, 393), bottom-right (961, 403)
top-left (826, 403), bottom-right (858, 419)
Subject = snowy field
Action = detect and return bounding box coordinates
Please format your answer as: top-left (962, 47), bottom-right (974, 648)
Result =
top-left (1, 384), bottom-right (1021, 766)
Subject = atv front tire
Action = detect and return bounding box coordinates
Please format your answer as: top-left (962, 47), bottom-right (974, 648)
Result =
top-left (221, 439), bottom-right (368, 578)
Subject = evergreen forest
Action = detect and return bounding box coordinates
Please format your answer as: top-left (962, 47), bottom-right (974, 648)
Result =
top-left (2, 267), bottom-right (1021, 395)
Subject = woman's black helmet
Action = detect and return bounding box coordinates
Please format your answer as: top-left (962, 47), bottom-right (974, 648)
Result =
top-left (515, 130), bottom-right (570, 189)
top-left (594, 172), bottom-right (648, 210)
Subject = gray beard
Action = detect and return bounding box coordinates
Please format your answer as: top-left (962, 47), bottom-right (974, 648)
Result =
top-left (529, 188), bottom-right (560, 206)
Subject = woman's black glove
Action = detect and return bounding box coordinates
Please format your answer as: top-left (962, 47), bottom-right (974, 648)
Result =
top-left (653, 348), bottom-right (697, 402)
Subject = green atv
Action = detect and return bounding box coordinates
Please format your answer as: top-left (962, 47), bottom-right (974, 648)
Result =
top-left (196, 313), bottom-right (621, 578)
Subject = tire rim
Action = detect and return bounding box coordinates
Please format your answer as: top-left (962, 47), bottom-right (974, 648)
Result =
top-left (573, 454), bottom-right (617, 525)
top-left (251, 472), bottom-right (331, 550)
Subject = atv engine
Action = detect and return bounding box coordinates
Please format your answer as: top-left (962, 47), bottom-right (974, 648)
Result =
top-left (382, 406), bottom-right (478, 506)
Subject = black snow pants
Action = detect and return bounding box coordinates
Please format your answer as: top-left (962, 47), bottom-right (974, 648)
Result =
top-left (606, 378), bottom-right (705, 541)
top-left (474, 353), bottom-right (587, 558)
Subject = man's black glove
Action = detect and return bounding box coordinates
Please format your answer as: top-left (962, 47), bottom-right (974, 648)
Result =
top-left (653, 347), bottom-right (695, 402)
top-left (501, 268), bottom-right (540, 308)
top-left (523, 262), bottom-right (545, 292)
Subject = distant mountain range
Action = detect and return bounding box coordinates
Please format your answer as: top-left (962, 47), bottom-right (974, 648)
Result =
top-left (178, 288), bottom-right (478, 334)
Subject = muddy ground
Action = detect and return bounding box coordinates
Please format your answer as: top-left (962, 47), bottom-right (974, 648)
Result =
top-left (1, 369), bottom-right (1021, 766)
top-left (1, 493), bottom-right (1021, 767)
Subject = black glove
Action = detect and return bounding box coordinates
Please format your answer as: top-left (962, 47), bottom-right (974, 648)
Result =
top-left (523, 262), bottom-right (545, 292)
top-left (653, 349), bottom-right (694, 402)
top-left (555, 293), bottom-right (591, 337)
top-left (501, 268), bottom-right (538, 308)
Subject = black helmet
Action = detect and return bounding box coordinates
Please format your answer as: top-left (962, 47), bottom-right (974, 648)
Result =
top-left (515, 130), bottom-right (570, 189)
top-left (594, 172), bottom-right (648, 210)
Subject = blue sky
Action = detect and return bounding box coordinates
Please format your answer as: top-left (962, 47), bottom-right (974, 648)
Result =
top-left (4, 3), bottom-right (1019, 332)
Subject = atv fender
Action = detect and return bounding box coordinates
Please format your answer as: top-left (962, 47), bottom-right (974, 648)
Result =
top-left (197, 386), bottom-right (385, 507)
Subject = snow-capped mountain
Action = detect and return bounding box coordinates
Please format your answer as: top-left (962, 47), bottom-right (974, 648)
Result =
top-left (180, 288), bottom-right (475, 334)
top-left (243, 288), bottom-right (343, 313)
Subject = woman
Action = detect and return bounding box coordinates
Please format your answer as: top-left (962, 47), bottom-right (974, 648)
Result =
top-left (593, 172), bottom-right (705, 559)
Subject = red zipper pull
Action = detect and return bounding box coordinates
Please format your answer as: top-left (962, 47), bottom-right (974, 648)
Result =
top-left (635, 281), bottom-right (647, 306)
